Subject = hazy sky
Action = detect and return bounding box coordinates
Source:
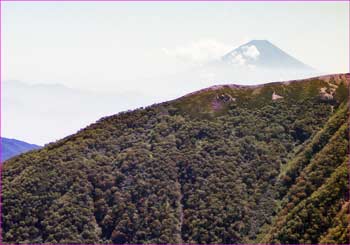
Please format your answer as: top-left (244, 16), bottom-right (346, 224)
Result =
top-left (3, 1), bottom-right (349, 92)
top-left (2, 1), bottom-right (349, 145)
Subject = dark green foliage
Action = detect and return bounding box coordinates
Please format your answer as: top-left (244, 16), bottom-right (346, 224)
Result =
top-left (263, 159), bottom-right (349, 244)
top-left (262, 118), bottom-right (349, 243)
top-left (2, 74), bottom-right (349, 243)
top-left (277, 103), bottom-right (348, 197)
top-left (319, 201), bottom-right (350, 244)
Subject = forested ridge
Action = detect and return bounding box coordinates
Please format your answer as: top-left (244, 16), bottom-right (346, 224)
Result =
top-left (2, 74), bottom-right (349, 244)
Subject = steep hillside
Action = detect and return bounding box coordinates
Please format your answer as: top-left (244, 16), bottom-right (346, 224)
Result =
top-left (1, 137), bottom-right (41, 162)
top-left (1, 74), bottom-right (349, 244)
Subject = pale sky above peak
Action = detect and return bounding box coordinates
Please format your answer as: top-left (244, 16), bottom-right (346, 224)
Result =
top-left (2, 1), bottom-right (349, 92)
top-left (1, 1), bottom-right (349, 145)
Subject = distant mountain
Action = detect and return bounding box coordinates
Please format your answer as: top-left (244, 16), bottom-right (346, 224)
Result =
top-left (222, 40), bottom-right (314, 71)
top-left (2, 73), bottom-right (349, 244)
top-left (3, 80), bottom-right (153, 145)
top-left (3, 41), bottom-right (321, 146)
top-left (1, 137), bottom-right (41, 162)
top-left (165, 40), bottom-right (321, 94)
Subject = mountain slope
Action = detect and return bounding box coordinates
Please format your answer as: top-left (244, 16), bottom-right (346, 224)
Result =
top-left (1, 137), bottom-right (41, 162)
top-left (1, 73), bottom-right (349, 243)
top-left (259, 102), bottom-right (349, 243)
top-left (158, 40), bottom-right (320, 99)
top-left (222, 40), bottom-right (314, 71)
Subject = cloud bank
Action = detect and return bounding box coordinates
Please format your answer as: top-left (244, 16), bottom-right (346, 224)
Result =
top-left (162, 39), bottom-right (232, 64)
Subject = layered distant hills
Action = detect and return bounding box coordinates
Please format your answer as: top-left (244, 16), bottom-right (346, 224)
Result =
top-left (3, 40), bottom-right (321, 145)
top-left (3, 80), bottom-right (152, 145)
top-left (2, 73), bottom-right (348, 243)
top-left (1, 137), bottom-right (41, 162)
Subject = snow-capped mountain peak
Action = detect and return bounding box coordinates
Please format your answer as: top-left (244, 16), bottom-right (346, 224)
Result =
top-left (222, 40), bottom-right (314, 71)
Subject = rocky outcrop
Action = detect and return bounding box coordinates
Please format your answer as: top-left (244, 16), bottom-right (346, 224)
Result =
top-left (211, 93), bottom-right (236, 111)
top-left (272, 91), bottom-right (283, 100)
top-left (319, 87), bottom-right (334, 100)
top-left (216, 93), bottom-right (236, 103)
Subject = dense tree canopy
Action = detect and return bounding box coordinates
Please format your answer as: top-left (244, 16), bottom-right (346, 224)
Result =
top-left (2, 74), bottom-right (349, 243)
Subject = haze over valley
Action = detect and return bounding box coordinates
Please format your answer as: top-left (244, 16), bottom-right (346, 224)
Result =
top-left (2, 2), bottom-right (348, 147)
top-left (2, 39), bottom-right (327, 146)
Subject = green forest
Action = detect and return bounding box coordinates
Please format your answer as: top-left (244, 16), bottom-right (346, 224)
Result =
top-left (2, 74), bottom-right (349, 244)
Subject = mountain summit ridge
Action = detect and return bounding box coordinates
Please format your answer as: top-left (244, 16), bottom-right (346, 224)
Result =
top-left (181, 73), bottom-right (349, 100)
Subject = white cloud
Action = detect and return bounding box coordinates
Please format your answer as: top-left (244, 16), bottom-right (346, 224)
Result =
top-left (162, 39), bottom-right (232, 64)
top-left (226, 45), bottom-right (259, 66)
top-left (242, 45), bottom-right (260, 59)
top-left (228, 52), bottom-right (246, 66)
